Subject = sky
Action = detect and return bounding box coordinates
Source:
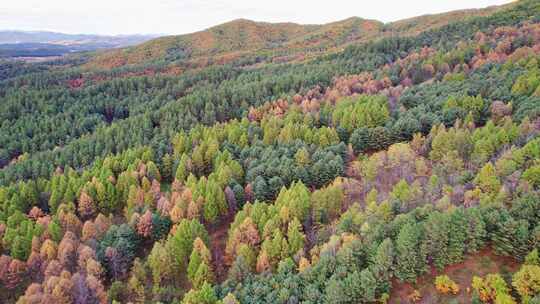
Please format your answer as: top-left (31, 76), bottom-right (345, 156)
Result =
top-left (0, 0), bottom-right (513, 36)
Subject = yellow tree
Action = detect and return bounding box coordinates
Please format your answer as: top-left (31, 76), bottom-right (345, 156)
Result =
top-left (512, 265), bottom-right (540, 303)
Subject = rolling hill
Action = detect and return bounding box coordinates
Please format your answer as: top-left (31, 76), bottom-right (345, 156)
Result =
top-left (88, 2), bottom-right (512, 69)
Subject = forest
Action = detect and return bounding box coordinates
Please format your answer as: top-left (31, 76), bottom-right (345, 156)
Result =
top-left (1, 0), bottom-right (540, 303)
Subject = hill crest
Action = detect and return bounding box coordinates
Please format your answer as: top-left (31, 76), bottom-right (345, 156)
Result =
top-left (87, 3), bottom-right (512, 69)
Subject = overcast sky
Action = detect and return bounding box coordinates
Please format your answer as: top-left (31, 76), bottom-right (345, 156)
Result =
top-left (0, 0), bottom-right (513, 36)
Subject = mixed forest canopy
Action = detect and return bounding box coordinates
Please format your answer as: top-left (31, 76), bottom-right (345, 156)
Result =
top-left (1, 0), bottom-right (540, 303)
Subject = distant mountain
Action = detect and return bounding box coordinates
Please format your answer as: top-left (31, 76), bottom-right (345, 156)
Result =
top-left (0, 31), bottom-right (158, 47)
top-left (0, 43), bottom-right (104, 59)
top-left (87, 2), bottom-right (511, 69)
top-left (0, 31), bottom-right (159, 59)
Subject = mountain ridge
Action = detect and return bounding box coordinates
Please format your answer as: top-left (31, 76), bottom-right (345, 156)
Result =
top-left (0, 30), bottom-right (158, 48)
top-left (86, 2), bottom-right (514, 69)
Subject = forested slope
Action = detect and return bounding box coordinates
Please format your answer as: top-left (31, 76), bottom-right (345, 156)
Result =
top-left (1, 1), bottom-right (540, 303)
top-left (86, 2), bottom-right (511, 69)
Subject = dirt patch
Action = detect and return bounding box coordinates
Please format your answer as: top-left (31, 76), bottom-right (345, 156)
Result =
top-left (389, 248), bottom-right (520, 304)
top-left (207, 213), bottom-right (234, 283)
top-left (342, 178), bottom-right (364, 209)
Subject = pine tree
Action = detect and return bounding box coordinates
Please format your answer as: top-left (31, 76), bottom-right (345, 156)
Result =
top-left (148, 241), bottom-right (173, 288)
top-left (295, 148), bottom-right (311, 166)
top-left (256, 249), bottom-right (271, 273)
top-left (11, 235), bottom-right (30, 260)
top-left (127, 275), bottom-right (146, 303)
top-left (202, 178), bottom-right (227, 223)
top-left (287, 218), bottom-right (305, 256)
top-left (464, 209), bottom-right (487, 254)
top-left (227, 255), bottom-right (251, 284)
top-left (192, 261), bottom-right (215, 289)
top-left (370, 238), bottom-right (394, 293)
top-left (358, 268), bottom-right (377, 302)
top-left (395, 222), bottom-right (426, 282)
top-left (475, 162), bottom-right (501, 195)
top-left (175, 154), bottom-right (190, 184)
top-left (181, 282), bottom-right (220, 304)
top-left (223, 293), bottom-right (240, 304)
top-left (161, 153), bottom-right (173, 182)
top-left (350, 127), bottom-right (370, 153)
top-left (253, 176), bottom-right (270, 202)
top-left (492, 217), bottom-right (530, 260)
top-left (268, 176), bottom-right (284, 199)
top-left (188, 237), bottom-right (212, 283)
top-left (262, 229), bottom-right (284, 266)
top-left (78, 191), bottom-right (96, 220)
top-left (136, 210), bottom-right (153, 238)
top-left (166, 219), bottom-right (209, 270)
top-left (435, 275), bottom-right (460, 295)
top-left (236, 244), bottom-right (256, 270)
top-left (525, 249), bottom-right (540, 266)
top-left (512, 264), bottom-right (540, 303)
top-left (147, 161), bottom-right (161, 182)
top-left (447, 209), bottom-right (467, 264)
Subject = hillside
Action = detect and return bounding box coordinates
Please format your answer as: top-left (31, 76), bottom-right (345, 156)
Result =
top-left (1, 1), bottom-right (540, 303)
top-left (388, 4), bottom-right (510, 34)
top-left (87, 18), bottom-right (380, 68)
top-left (87, 3), bottom-right (511, 69)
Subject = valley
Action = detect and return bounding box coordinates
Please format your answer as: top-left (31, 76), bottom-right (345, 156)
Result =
top-left (1, 1), bottom-right (540, 303)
